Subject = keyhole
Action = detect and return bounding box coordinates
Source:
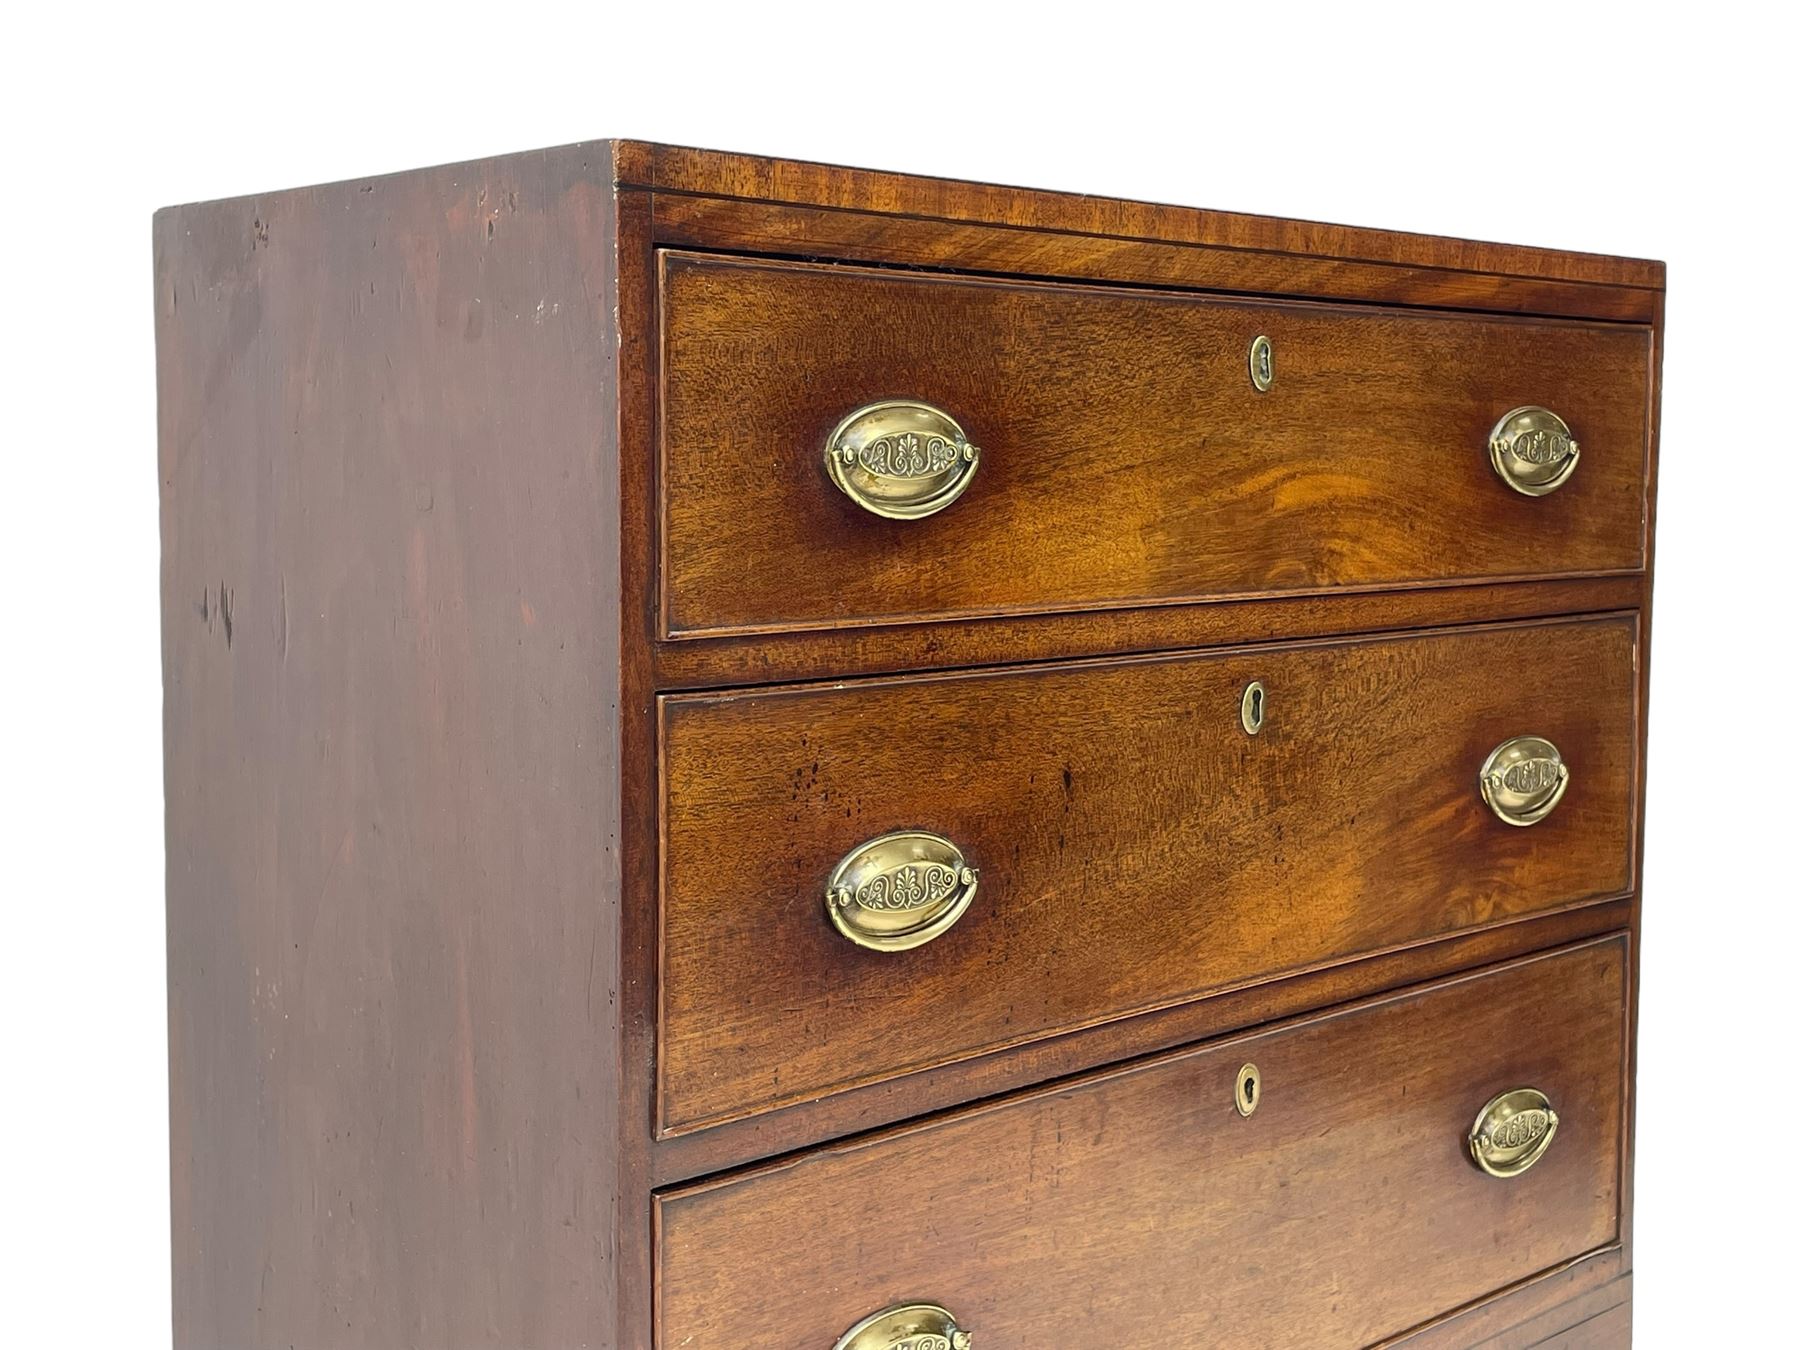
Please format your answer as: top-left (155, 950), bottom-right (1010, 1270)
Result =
top-left (1236, 1063), bottom-right (1262, 1117)
top-left (1241, 681), bottom-right (1266, 736)
top-left (1249, 334), bottom-right (1275, 391)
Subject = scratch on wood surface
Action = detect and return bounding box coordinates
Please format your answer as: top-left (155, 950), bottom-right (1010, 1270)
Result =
top-left (197, 581), bottom-right (235, 649)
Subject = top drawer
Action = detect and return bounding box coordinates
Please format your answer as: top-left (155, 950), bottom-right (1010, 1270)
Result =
top-left (659, 253), bottom-right (1651, 638)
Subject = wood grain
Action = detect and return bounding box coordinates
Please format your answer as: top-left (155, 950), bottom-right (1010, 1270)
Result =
top-left (659, 253), bottom-right (1651, 638)
top-left (1390, 1268), bottom-right (1629, 1350)
top-left (1536, 1303), bottom-right (1631, 1349)
top-left (657, 938), bottom-right (1628, 1349)
top-left (1617, 289), bottom-right (1667, 1275)
top-left (650, 897), bottom-right (1632, 1185)
top-left (155, 139), bottom-right (1662, 1348)
top-left (157, 144), bottom-right (628, 1349)
top-left (658, 616), bottom-right (1637, 1133)
top-left (649, 573), bottom-right (1647, 692)
top-left (648, 194), bottom-right (1660, 324)
top-left (618, 141), bottom-right (1664, 290)
top-left (613, 186), bottom-right (662, 1350)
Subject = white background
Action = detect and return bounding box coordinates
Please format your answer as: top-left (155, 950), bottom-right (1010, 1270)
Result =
top-left (3, 3), bottom-right (1792, 1344)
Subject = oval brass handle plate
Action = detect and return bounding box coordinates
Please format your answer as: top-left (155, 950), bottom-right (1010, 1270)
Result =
top-left (1489, 405), bottom-right (1580, 496)
top-left (1469, 1087), bottom-right (1559, 1178)
top-left (1479, 735), bottom-right (1569, 827)
top-left (835, 1303), bottom-right (972, 1350)
top-left (826, 830), bottom-right (978, 953)
top-left (825, 400), bottom-right (981, 519)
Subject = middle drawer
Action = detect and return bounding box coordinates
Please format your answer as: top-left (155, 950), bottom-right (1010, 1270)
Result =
top-left (658, 615), bottom-right (1637, 1135)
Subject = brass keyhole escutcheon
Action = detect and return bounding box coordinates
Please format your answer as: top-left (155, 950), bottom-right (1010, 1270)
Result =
top-left (1249, 334), bottom-right (1274, 392)
top-left (1235, 1063), bottom-right (1262, 1117)
top-left (1240, 681), bottom-right (1266, 735)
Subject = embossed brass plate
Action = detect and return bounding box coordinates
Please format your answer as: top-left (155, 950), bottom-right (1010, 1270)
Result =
top-left (1479, 735), bottom-right (1569, 827)
top-left (1469, 1087), bottom-right (1559, 1178)
top-left (1248, 334), bottom-right (1274, 391)
top-left (825, 400), bottom-right (981, 519)
top-left (826, 830), bottom-right (978, 953)
top-left (1489, 405), bottom-right (1580, 496)
top-left (834, 1303), bottom-right (972, 1350)
top-left (1235, 1063), bottom-right (1261, 1117)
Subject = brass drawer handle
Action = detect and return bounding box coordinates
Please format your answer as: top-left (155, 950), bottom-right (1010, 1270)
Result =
top-left (1479, 735), bottom-right (1568, 827)
top-left (1469, 1087), bottom-right (1560, 1178)
top-left (835, 1303), bottom-right (972, 1350)
top-left (826, 830), bottom-right (978, 953)
top-left (1489, 405), bottom-right (1580, 496)
top-left (825, 400), bottom-right (981, 519)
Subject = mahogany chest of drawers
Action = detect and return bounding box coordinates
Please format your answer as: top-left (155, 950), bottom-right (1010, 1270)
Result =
top-left (156, 142), bottom-right (1661, 1349)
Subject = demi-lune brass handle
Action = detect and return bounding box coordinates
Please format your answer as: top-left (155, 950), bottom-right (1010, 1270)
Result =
top-left (826, 830), bottom-right (978, 953)
top-left (1479, 735), bottom-right (1568, 827)
top-left (825, 400), bottom-right (981, 519)
top-left (1469, 1087), bottom-right (1560, 1178)
top-left (1489, 405), bottom-right (1580, 496)
top-left (835, 1303), bottom-right (972, 1350)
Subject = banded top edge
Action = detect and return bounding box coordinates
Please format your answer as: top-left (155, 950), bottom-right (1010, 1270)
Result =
top-left (613, 140), bottom-right (1665, 291)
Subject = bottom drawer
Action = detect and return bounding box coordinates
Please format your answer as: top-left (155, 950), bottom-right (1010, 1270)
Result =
top-left (656, 938), bottom-right (1626, 1349)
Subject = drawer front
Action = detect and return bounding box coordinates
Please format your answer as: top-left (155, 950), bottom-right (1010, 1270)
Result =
top-left (658, 616), bottom-right (1636, 1133)
top-left (659, 253), bottom-right (1651, 638)
top-left (657, 939), bottom-right (1627, 1349)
